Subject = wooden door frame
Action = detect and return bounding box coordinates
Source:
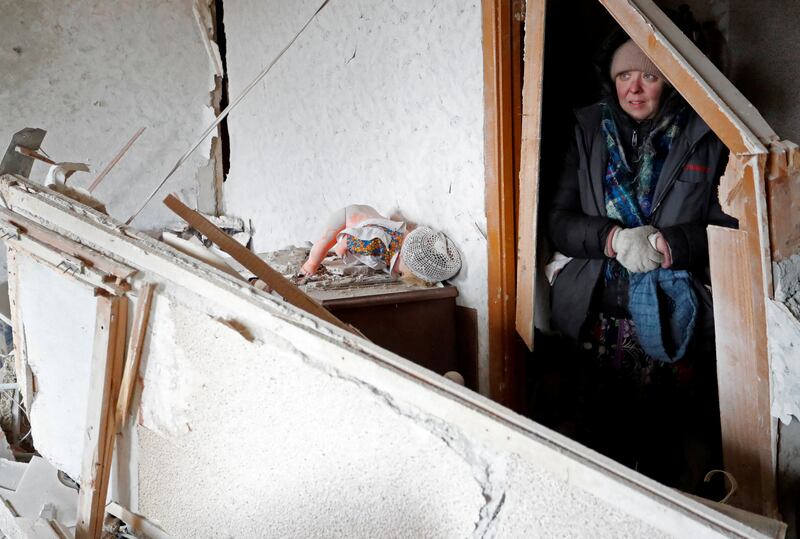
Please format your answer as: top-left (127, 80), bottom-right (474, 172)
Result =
top-left (481, 0), bottom-right (526, 407)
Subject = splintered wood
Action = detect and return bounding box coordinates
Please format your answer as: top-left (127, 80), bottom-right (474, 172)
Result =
top-left (163, 194), bottom-right (359, 336)
top-left (116, 283), bottom-right (157, 428)
top-left (706, 152), bottom-right (778, 516)
top-left (76, 295), bottom-right (128, 539)
top-left (708, 224), bottom-right (776, 517)
top-left (765, 140), bottom-right (800, 261)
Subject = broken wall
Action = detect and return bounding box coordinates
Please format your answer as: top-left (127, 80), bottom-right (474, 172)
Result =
top-left (0, 175), bottom-right (773, 538)
top-left (729, 3), bottom-right (800, 535)
top-left (221, 1), bottom-right (490, 389)
top-left (0, 1), bottom-right (217, 232)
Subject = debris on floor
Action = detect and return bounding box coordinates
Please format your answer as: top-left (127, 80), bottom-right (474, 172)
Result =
top-left (0, 456), bottom-right (77, 536)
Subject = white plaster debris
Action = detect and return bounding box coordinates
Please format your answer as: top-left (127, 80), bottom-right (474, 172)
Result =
top-left (222, 0), bottom-right (491, 390)
top-left (767, 299), bottom-right (800, 424)
top-left (0, 459), bottom-right (26, 492)
top-left (774, 255), bottom-right (800, 320)
top-left (138, 294), bottom-right (193, 438)
top-left (3, 456), bottom-right (78, 529)
top-left (14, 254), bottom-right (96, 481)
top-left (0, 0), bottom-right (216, 228)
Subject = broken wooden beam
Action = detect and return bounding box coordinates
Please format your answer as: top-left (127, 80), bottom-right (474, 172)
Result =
top-left (116, 283), bottom-right (156, 428)
top-left (163, 194), bottom-right (359, 336)
top-left (76, 294), bottom-right (128, 539)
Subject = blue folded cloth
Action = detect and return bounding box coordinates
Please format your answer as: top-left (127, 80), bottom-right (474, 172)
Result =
top-left (628, 268), bottom-right (697, 363)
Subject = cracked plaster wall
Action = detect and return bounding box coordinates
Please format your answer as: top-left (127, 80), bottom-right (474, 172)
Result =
top-left (221, 0), bottom-right (490, 390)
top-left (134, 293), bottom-right (669, 538)
top-left (0, 1), bottom-right (216, 237)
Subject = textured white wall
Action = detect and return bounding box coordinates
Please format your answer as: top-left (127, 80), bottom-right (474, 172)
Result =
top-left (222, 0), bottom-right (490, 387)
top-left (0, 1), bottom-right (216, 228)
top-left (135, 294), bottom-right (668, 538)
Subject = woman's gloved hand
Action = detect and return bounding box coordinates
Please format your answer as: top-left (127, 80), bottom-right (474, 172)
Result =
top-left (610, 225), bottom-right (664, 273)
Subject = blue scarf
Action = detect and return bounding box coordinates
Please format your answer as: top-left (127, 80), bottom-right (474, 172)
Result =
top-left (600, 102), bottom-right (696, 363)
top-left (600, 101), bottom-right (685, 232)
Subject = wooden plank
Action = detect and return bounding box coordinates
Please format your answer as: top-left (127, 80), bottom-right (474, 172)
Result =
top-left (711, 153), bottom-right (777, 516)
top-left (709, 225), bottom-right (777, 515)
top-left (317, 284), bottom-right (457, 310)
top-left (0, 207), bottom-right (137, 280)
top-left (5, 247), bottom-right (35, 414)
top-left (514, 0), bottom-right (546, 351)
top-left (88, 127), bottom-right (145, 193)
top-left (116, 283), bottom-right (156, 428)
top-left (163, 194), bottom-right (358, 336)
top-left (76, 294), bottom-right (128, 539)
top-left (599, 0), bottom-right (773, 154)
top-left (3, 233), bottom-right (130, 296)
top-left (482, 0), bottom-right (521, 403)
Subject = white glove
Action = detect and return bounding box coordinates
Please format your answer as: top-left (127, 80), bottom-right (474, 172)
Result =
top-left (611, 225), bottom-right (664, 273)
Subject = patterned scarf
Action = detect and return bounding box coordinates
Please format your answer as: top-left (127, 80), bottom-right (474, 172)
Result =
top-left (596, 100), bottom-right (697, 364)
top-left (601, 101), bottom-right (687, 282)
top-left (601, 101), bottom-right (687, 228)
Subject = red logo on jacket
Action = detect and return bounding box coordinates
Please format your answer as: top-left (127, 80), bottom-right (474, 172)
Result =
top-left (684, 163), bottom-right (711, 173)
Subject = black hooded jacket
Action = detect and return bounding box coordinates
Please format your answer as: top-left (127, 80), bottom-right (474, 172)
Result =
top-left (547, 99), bottom-right (737, 342)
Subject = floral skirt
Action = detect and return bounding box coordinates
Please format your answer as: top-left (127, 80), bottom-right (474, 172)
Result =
top-left (581, 312), bottom-right (695, 389)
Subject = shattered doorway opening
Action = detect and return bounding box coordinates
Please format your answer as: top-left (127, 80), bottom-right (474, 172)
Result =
top-left (526, 0), bottom-right (731, 501)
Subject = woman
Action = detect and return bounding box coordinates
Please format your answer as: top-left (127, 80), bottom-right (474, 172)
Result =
top-left (547, 28), bottom-right (736, 492)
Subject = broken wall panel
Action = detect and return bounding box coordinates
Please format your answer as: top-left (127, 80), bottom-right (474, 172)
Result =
top-left (221, 0), bottom-right (491, 390)
top-left (7, 250), bottom-right (99, 481)
top-left (0, 1), bottom-right (216, 230)
top-left (0, 175), bottom-right (778, 538)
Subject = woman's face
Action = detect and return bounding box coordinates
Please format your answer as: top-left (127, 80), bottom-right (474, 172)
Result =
top-left (615, 70), bottom-right (665, 121)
